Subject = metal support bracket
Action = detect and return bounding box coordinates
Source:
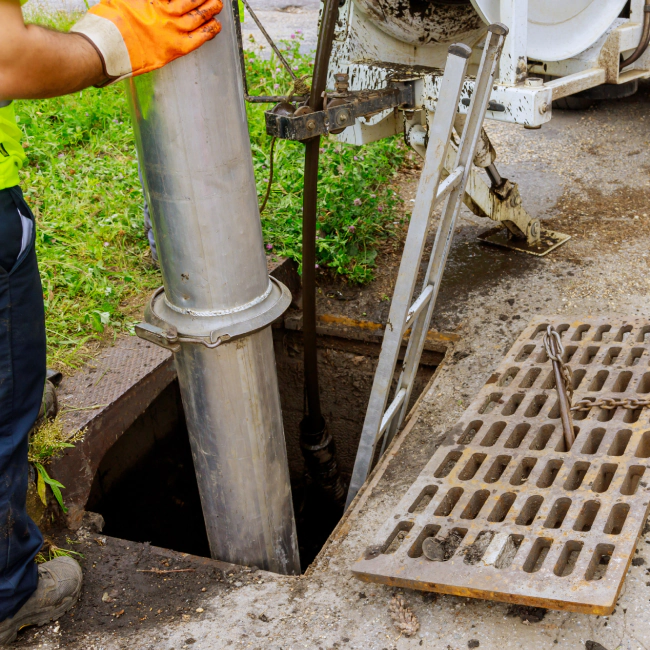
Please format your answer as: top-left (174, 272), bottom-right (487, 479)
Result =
top-left (457, 158), bottom-right (572, 257)
top-left (498, 0), bottom-right (528, 86)
top-left (265, 83), bottom-right (414, 141)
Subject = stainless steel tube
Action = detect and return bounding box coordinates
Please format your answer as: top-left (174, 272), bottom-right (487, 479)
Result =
top-left (125, 0), bottom-right (300, 574)
top-left (175, 329), bottom-right (299, 572)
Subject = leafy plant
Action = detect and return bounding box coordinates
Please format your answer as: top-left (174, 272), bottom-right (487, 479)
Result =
top-left (244, 34), bottom-right (406, 282)
top-left (29, 415), bottom-right (84, 512)
top-left (28, 414), bottom-right (83, 464)
top-left (34, 463), bottom-right (68, 513)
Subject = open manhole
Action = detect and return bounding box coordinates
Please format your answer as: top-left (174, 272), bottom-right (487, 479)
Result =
top-left (83, 320), bottom-right (442, 571)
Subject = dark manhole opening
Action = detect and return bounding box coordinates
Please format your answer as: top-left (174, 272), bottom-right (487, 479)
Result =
top-left (87, 325), bottom-right (441, 572)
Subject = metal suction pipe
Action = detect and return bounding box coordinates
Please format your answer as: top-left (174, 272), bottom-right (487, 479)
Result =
top-left (126, 1), bottom-right (300, 575)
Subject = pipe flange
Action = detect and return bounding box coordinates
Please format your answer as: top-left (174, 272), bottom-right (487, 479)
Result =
top-left (136, 276), bottom-right (291, 352)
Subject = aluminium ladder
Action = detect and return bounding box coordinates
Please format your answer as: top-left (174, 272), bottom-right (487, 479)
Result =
top-left (346, 24), bottom-right (509, 509)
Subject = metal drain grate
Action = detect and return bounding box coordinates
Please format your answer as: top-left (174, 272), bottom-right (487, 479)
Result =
top-left (353, 317), bottom-right (650, 614)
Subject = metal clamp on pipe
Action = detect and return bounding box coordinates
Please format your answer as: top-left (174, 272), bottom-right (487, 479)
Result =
top-left (136, 277), bottom-right (292, 352)
top-left (135, 322), bottom-right (181, 353)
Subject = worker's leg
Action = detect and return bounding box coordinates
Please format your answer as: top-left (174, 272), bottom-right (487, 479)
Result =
top-left (0, 187), bottom-right (45, 620)
top-left (0, 188), bottom-right (82, 645)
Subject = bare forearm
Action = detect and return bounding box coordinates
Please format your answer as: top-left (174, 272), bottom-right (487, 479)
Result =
top-left (0, 24), bottom-right (106, 99)
top-left (0, 0), bottom-right (223, 100)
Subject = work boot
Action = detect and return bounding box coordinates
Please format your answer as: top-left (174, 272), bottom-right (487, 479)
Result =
top-left (32, 373), bottom-right (60, 432)
top-left (0, 556), bottom-right (82, 645)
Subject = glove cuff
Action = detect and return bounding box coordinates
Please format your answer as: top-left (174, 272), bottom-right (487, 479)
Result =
top-left (71, 13), bottom-right (133, 84)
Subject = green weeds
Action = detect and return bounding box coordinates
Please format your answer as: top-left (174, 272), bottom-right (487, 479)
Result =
top-left (19, 87), bottom-right (160, 367)
top-left (34, 463), bottom-right (68, 513)
top-left (36, 541), bottom-right (84, 564)
top-left (28, 414), bottom-right (84, 465)
top-left (29, 415), bottom-right (84, 512)
top-left (245, 35), bottom-right (406, 281)
top-left (18, 9), bottom-right (162, 367)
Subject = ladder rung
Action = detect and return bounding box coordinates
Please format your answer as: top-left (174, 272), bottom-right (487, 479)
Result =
top-left (346, 26), bottom-right (508, 511)
top-left (435, 166), bottom-right (464, 206)
top-left (405, 284), bottom-right (434, 326)
top-left (379, 388), bottom-right (407, 436)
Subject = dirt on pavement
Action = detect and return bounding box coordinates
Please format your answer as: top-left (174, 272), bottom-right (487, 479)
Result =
top-left (13, 530), bottom-right (250, 649)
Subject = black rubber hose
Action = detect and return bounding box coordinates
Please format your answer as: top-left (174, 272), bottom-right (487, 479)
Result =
top-left (301, 0), bottom-right (341, 423)
top-left (621, 1), bottom-right (650, 70)
top-left (301, 139), bottom-right (322, 422)
top-left (299, 0), bottom-right (345, 506)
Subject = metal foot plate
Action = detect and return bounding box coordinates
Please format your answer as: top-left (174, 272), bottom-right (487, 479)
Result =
top-left (478, 226), bottom-right (571, 256)
top-left (353, 317), bottom-right (650, 614)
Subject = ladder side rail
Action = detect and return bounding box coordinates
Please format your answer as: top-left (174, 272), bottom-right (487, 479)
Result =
top-left (386, 25), bottom-right (510, 444)
top-left (344, 44), bottom-right (473, 510)
top-left (425, 25), bottom-right (509, 300)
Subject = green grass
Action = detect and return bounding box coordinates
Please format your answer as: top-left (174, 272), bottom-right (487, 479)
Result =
top-left (18, 11), bottom-right (158, 368)
top-left (36, 540), bottom-right (84, 564)
top-left (245, 35), bottom-right (406, 280)
top-left (18, 16), bottom-right (406, 369)
top-left (18, 85), bottom-right (160, 368)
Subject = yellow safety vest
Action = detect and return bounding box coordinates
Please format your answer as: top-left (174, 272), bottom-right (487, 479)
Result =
top-left (0, 103), bottom-right (26, 191)
top-left (0, 0), bottom-right (29, 191)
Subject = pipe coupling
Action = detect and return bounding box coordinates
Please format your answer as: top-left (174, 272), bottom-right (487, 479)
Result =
top-left (136, 276), bottom-right (291, 352)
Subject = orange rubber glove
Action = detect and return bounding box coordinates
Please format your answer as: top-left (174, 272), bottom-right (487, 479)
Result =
top-left (71, 0), bottom-right (223, 85)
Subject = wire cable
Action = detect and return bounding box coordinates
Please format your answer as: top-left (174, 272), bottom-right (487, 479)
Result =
top-left (259, 136), bottom-right (276, 214)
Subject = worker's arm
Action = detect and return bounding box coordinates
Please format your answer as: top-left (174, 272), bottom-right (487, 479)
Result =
top-left (0, 0), bottom-right (105, 99)
top-left (0, 0), bottom-right (223, 101)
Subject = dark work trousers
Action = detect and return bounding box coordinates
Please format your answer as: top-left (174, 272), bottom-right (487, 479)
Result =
top-left (0, 186), bottom-right (45, 621)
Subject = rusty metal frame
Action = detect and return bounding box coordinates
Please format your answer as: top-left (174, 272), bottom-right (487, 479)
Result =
top-left (353, 316), bottom-right (650, 615)
top-left (264, 84), bottom-right (414, 141)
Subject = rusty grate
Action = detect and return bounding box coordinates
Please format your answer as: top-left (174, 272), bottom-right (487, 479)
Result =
top-left (353, 317), bottom-right (650, 614)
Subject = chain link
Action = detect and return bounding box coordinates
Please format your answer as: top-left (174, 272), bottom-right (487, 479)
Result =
top-left (542, 326), bottom-right (574, 401)
top-left (542, 325), bottom-right (650, 413)
top-left (571, 397), bottom-right (650, 412)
